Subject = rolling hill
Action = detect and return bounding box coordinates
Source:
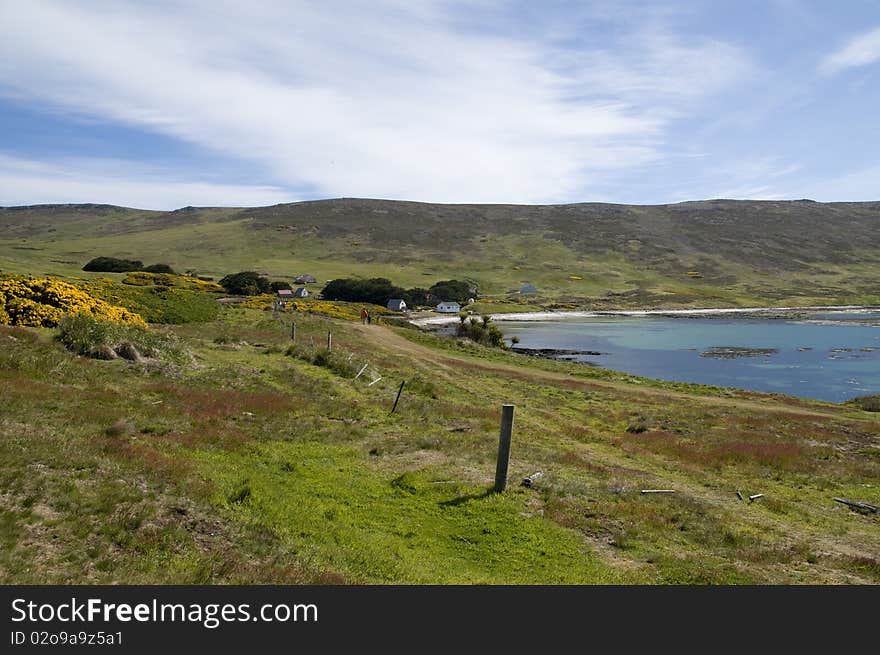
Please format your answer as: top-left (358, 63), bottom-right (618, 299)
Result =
top-left (2, 198), bottom-right (880, 309)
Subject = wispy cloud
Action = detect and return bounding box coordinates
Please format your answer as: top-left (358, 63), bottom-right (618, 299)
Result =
top-left (0, 1), bottom-right (755, 205)
top-left (0, 154), bottom-right (296, 208)
top-left (820, 26), bottom-right (880, 73)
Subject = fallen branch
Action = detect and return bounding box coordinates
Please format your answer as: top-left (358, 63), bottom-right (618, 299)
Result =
top-left (367, 377), bottom-right (382, 387)
top-left (736, 490), bottom-right (744, 502)
top-left (749, 494), bottom-right (764, 502)
top-left (521, 471), bottom-right (544, 488)
top-left (353, 363), bottom-right (369, 380)
top-left (833, 498), bottom-right (879, 514)
top-left (640, 489), bottom-right (675, 494)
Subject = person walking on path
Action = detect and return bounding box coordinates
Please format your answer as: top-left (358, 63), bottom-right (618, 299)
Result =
top-left (366, 310), bottom-right (372, 325)
top-left (361, 307), bottom-right (368, 324)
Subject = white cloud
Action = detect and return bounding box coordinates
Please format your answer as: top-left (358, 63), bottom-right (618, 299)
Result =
top-left (0, 154), bottom-right (296, 209)
top-left (0, 1), bottom-right (755, 204)
top-left (820, 26), bottom-right (880, 73)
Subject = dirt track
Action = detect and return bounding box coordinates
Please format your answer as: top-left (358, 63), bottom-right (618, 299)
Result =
top-left (353, 323), bottom-right (871, 422)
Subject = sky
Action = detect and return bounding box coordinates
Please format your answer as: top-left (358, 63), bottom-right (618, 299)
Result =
top-left (1, 0), bottom-right (879, 209)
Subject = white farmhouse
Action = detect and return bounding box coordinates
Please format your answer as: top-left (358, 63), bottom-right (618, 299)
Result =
top-left (436, 301), bottom-right (461, 313)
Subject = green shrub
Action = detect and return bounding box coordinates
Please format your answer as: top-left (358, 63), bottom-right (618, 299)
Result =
top-left (57, 314), bottom-right (189, 364)
top-left (284, 344), bottom-right (357, 378)
top-left (456, 314), bottom-right (506, 348)
top-left (219, 272), bottom-right (271, 296)
top-left (321, 277), bottom-right (406, 306)
top-left (849, 395), bottom-right (880, 412)
top-left (83, 256), bottom-right (144, 273)
top-left (143, 263), bottom-right (176, 274)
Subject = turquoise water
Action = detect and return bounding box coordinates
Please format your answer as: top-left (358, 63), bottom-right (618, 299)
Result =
top-left (500, 311), bottom-right (880, 402)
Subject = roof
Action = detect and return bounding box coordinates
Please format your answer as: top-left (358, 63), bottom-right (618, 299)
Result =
top-left (435, 301), bottom-right (461, 313)
top-left (276, 289), bottom-right (293, 296)
top-left (387, 298), bottom-right (407, 309)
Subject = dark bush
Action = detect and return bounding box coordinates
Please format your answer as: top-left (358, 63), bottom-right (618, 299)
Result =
top-left (270, 280), bottom-right (292, 292)
top-left (219, 271), bottom-right (271, 296)
top-left (321, 277), bottom-right (407, 306)
top-left (403, 287), bottom-right (433, 307)
top-left (143, 263), bottom-right (176, 274)
top-left (83, 256), bottom-right (144, 273)
top-left (429, 279), bottom-right (477, 303)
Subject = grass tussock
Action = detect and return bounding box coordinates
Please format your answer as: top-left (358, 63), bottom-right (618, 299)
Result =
top-left (57, 314), bottom-right (190, 364)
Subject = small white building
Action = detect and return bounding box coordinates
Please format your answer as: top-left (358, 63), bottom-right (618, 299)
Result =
top-left (436, 301), bottom-right (461, 313)
top-left (293, 287), bottom-right (309, 298)
top-left (387, 299), bottom-right (407, 312)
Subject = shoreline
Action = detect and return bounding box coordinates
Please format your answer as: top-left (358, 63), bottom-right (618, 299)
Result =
top-left (410, 304), bottom-right (880, 327)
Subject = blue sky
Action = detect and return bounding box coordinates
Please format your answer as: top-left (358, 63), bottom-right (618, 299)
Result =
top-left (1, 0), bottom-right (879, 209)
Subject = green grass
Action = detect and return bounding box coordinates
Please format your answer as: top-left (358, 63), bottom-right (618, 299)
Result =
top-left (192, 442), bottom-right (620, 583)
top-left (1, 299), bottom-right (879, 585)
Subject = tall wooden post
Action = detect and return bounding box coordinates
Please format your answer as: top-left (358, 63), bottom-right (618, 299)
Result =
top-left (290, 322), bottom-right (296, 342)
top-left (494, 404), bottom-right (515, 493)
top-left (327, 331), bottom-right (332, 351)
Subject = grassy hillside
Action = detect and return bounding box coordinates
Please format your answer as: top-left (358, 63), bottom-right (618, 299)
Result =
top-left (3, 198), bottom-right (880, 309)
top-left (2, 305), bottom-right (879, 584)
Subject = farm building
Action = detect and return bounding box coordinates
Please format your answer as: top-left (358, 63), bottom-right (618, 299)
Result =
top-left (520, 284), bottom-right (537, 294)
top-left (276, 289), bottom-right (294, 299)
top-left (293, 287), bottom-right (309, 298)
top-left (436, 301), bottom-right (461, 313)
top-left (387, 299), bottom-right (407, 312)
top-left (295, 274), bottom-right (317, 284)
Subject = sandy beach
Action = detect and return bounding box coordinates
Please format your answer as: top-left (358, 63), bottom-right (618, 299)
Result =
top-left (410, 304), bottom-right (879, 326)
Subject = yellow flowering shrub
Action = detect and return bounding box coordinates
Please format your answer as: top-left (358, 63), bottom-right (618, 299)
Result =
top-left (241, 295), bottom-right (390, 321)
top-left (120, 271), bottom-right (225, 292)
top-left (300, 299), bottom-right (391, 321)
top-left (0, 276), bottom-right (146, 327)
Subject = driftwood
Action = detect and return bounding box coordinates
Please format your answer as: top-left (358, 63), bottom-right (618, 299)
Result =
top-left (749, 494), bottom-right (764, 502)
top-left (736, 490), bottom-right (744, 502)
top-left (367, 377), bottom-right (382, 387)
top-left (640, 489), bottom-right (675, 494)
top-left (833, 498), bottom-right (879, 514)
top-left (521, 471), bottom-right (544, 488)
top-left (353, 363), bottom-right (369, 380)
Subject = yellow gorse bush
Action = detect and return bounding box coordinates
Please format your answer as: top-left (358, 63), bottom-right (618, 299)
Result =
top-left (0, 276), bottom-right (146, 327)
top-left (242, 294), bottom-right (390, 321)
top-left (120, 271), bottom-right (225, 292)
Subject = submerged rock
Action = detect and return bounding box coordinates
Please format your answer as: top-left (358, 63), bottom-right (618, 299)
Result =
top-left (699, 346), bottom-right (778, 359)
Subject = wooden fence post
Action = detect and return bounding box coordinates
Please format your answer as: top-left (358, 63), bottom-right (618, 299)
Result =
top-left (494, 404), bottom-right (515, 493)
top-left (390, 381), bottom-right (405, 414)
top-left (327, 331), bottom-right (332, 351)
top-left (290, 322), bottom-right (296, 342)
